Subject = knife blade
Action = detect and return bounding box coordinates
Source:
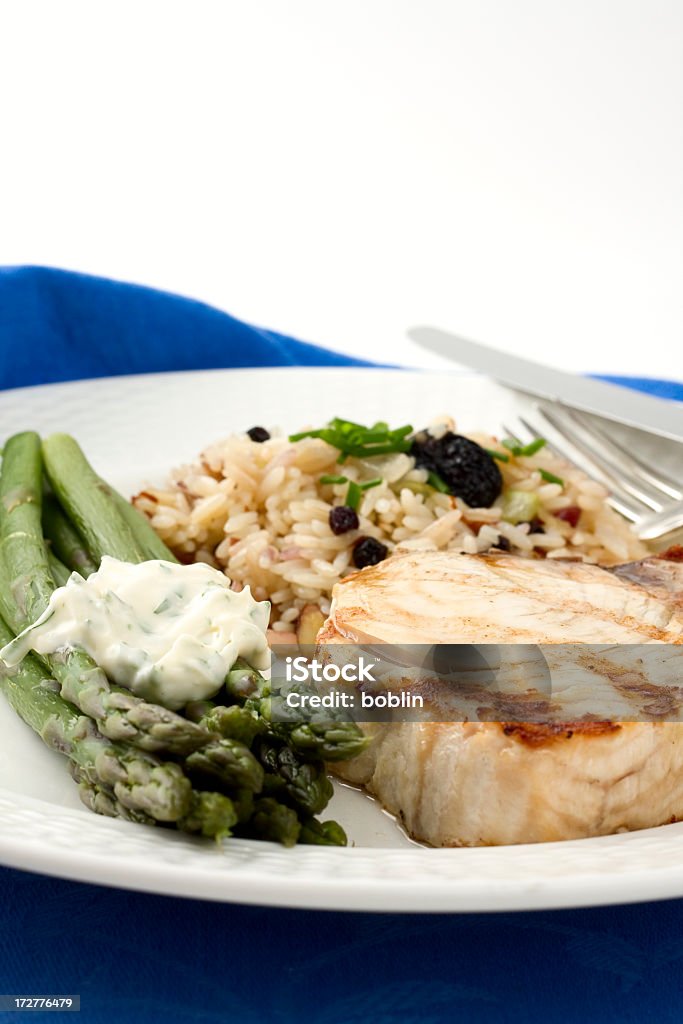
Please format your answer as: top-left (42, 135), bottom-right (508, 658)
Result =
top-left (408, 326), bottom-right (683, 443)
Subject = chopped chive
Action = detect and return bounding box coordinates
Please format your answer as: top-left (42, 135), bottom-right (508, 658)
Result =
top-left (518, 438), bottom-right (546, 457)
top-left (290, 418), bottom-right (414, 460)
top-left (427, 471), bottom-right (450, 493)
top-left (486, 448), bottom-right (510, 463)
top-left (501, 437), bottom-right (547, 458)
top-left (320, 474), bottom-right (348, 485)
top-left (539, 469), bottom-right (564, 485)
top-left (345, 481), bottom-right (362, 510)
top-left (289, 428), bottom-right (337, 443)
top-left (342, 441), bottom-right (412, 458)
top-left (323, 474), bottom-right (381, 507)
top-left (330, 417), bottom-right (365, 431)
top-left (351, 430), bottom-right (390, 443)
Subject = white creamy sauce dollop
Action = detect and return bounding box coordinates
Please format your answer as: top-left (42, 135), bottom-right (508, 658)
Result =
top-left (0, 557), bottom-right (270, 709)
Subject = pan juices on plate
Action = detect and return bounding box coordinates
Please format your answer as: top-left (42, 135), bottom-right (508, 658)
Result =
top-left (319, 548), bottom-right (683, 847)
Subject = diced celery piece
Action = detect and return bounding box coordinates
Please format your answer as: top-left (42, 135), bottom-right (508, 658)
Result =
top-left (390, 479), bottom-right (434, 498)
top-left (500, 489), bottom-right (540, 524)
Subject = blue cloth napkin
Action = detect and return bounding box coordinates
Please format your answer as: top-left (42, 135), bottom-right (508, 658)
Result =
top-left (1, 267), bottom-right (682, 1024)
top-left (0, 266), bottom-right (373, 390)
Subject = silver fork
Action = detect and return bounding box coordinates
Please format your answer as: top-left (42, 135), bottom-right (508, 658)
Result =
top-left (503, 403), bottom-right (683, 542)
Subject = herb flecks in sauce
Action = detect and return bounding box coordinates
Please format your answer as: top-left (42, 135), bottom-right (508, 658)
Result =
top-left (0, 558), bottom-right (270, 710)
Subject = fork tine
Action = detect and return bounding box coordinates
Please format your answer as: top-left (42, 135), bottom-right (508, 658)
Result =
top-left (501, 421), bottom-right (532, 444)
top-left (636, 499), bottom-right (683, 542)
top-left (507, 408), bottom-right (683, 540)
top-left (563, 407), bottom-right (683, 501)
top-left (533, 405), bottom-right (664, 512)
top-left (540, 406), bottom-right (666, 511)
top-left (514, 410), bottom-right (644, 523)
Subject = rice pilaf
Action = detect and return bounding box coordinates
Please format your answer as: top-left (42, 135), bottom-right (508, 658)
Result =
top-left (132, 418), bottom-right (647, 636)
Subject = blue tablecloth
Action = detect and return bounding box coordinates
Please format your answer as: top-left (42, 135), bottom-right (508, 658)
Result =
top-left (1, 266), bottom-right (682, 1024)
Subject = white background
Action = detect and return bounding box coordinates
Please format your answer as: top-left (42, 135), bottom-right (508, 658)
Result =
top-left (1, 0), bottom-right (681, 378)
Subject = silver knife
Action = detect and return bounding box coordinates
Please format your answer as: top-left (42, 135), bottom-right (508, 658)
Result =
top-left (408, 326), bottom-right (683, 443)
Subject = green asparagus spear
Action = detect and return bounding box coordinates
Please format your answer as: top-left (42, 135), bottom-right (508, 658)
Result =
top-left (47, 550), bottom-right (72, 588)
top-left (232, 787), bottom-right (256, 824)
top-left (105, 483), bottom-right (179, 563)
top-left (42, 432), bottom-right (173, 568)
top-left (45, 435), bottom-right (176, 565)
top-left (299, 817), bottom-right (348, 846)
top-left (187, 701), bottom-right (265, 747)
top-left (183, 700), bottom-right (214, 724)
top-left (41, 434), bottom-right (147, 564)
top-left (0, 617), bottom-right (192, 822)
top-left (71, 752), bottom-right (239, 839)
top-left (223, 659), bottom-right (264, 700)
top-left (50, 647), bottom-right (212, 752)
top-left (185, 737), bottom-right (265, 794)
top-left (0, 434), bottom-right (210, 755)
top-left (0, 432), bottom-right (54, 622)
top-left (72, 759), bottom-right (239, 839)
top-left (43, 495), bottom-right (98, 576)
top-left (176, 790), bottom-right (238, 841)
top-left (68, 761), bottom-right (156, 825)
top-left (274, 713), bottom-right (369, 764)
top-left (237, 797), bottom-right (301, 847)
top-left (257, 736), bottom-right (333, 816)
top-left (224, 659), bottom-right (368, 763)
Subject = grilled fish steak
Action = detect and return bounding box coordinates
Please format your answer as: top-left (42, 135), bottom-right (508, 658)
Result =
top-left (321, 548), bottom-right (683, 846)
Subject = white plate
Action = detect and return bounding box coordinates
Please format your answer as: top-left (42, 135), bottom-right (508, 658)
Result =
top-left (1, 366), bottom-right (682, 913)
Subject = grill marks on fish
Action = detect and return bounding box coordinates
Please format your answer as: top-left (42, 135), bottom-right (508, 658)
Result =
top-left (578, 653), bottom-right (683, 720)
